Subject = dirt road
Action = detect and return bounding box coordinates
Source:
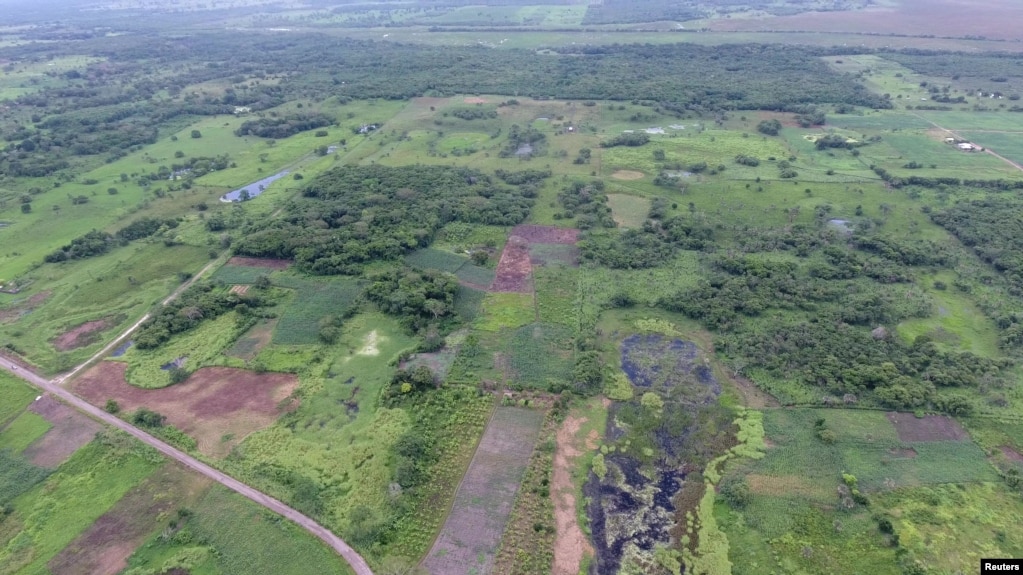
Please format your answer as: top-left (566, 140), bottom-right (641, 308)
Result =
top-left (0, 360), bottom-right (373, 575)
top-left (912, 111), bottom-right (1023, 173)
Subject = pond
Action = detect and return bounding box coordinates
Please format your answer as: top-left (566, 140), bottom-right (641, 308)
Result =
top-left (219, 170), bottom-right (290, 202)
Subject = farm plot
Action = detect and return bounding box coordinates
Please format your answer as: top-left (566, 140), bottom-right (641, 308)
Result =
top-left (405, 248), bottom-right (495, 289)
top-left (22, 395), bottom-right (103, 468)
top-left (47, 462), bottom-right (209, 575)
top-left (504, 323), bottom-right (575, 389)
top-left (422, 406), bottom-right (545, 575)
top-left (606, 194), bottom-right (651, 229)
top-left (227, 318), bottom-right (278, 360)
top-left (71, 362), bottom-right (299, 457)
top-left (0, 371), bottom-right (36, 426)
top-left (51, 317), bottom-right (119, 352)
top-left (272, 276), bottom-right (365, 345)
top-left (492, 236), bottom-right (533, 293)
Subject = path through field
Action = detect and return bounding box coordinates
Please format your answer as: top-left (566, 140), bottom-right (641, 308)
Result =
top-left (422, 406), bottom-right (545, 575)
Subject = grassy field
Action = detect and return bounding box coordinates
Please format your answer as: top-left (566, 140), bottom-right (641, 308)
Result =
top-left (123, 311), bottom-right (245, 387)
top-left (0, 411), bottom-right (51, 453)
top-left (0, 371), bottom-right (35, 426)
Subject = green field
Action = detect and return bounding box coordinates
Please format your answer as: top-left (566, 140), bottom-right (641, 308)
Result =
top-left (271, 275), bottom-right (365, 345)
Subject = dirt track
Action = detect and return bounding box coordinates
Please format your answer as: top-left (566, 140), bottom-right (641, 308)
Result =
top-left (0, 360), bottom-right (373, 575)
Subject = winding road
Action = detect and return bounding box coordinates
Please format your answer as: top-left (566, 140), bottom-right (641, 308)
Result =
top-left (0, 254), bottom-right (374, 575)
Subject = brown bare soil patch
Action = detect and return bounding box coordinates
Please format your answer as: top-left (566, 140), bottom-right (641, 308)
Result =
top-left (463, 96), bottom-right (488, 104)
top-left (888, 447), bottom-right (918, 459)
top-left (423, 407), bottom-right (544, 575)
top-left (728, 374), bottom-right (780, 409)
top-left (512, 224), bottom-right (579, 245)
top-left (52, 318), bottom-right (114, 352)
top-left (1000, 446), bottom-right (1023, 464)
top-left (226, 256), bottom-right (291, 270)
top-left (23, 395), bottom-right (102, 468)
top-left (746, 474), bottom-right (829, 499)
top-left (491, 236), bottom-right (533, 293)
top-left (886, 412), bottom-right (969, 443)
top-left (72, 363), bottom-right (299, 458)
top-left (229, 284), bottom-right (250, 295)
top-left (49, 463), bottom-right (210, 575)
top-left (611, 170), bottom-right (644, 181)
top-left (553, 415), bottom-right (595, 575)
top-left (708, 0), bottom-right (1023, 42)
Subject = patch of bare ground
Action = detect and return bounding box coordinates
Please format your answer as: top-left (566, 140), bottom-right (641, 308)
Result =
top-left (610, 170), bottom-right (644, 181)
top-left (728, 374), bottom-right (780, 409)
top-left (552, 415), bottom-right (595, 575)
top-left (423, 407), bottom-right (545, 575)
top-left (886, 412), bottom-right (970, 442)
top-left (512, 225), bottom-right (580, 245)
top-left (1000, 445), bottom-right (1023, 464)
top-left (71, 363), bottom-right (299, 458)
top-left (49, 463), bottom-right (210, 575)
top-left (464, 96), bottom-right (488, 104)
top-left (23, 395), bottom-right (102, 468)
top-left (491, 236), bottom-right (534, 293)
top-left (52, 318), bottom-right (114, 352)
top-left (229, 284), bottom-right (250, 295)
top-left (225, 256), bottom-right (291, 270)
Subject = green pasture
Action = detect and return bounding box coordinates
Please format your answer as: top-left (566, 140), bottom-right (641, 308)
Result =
top-left (0, 372), bottom-right (35, 426)
top-left (915, 110), bottom-right (1023, 131)
top-left (477, 292), bottom-right (536, 332)
top-left (224, 315), bottom-right (420, 538)
top-left (606, 194), bottom-right (651, 228)
top-left (959, 130), bottom-right (1023, 166)
top-left (271, 275), bottom-right (365, 345)
top-left (0, 243), bottom-right (210, 373)
top-left (534, 265), bottom-right (578, 328)
top-left (867, 131), bottom-right (1023, 179)
top-left (0, 438), bottom-right (161, 574)
top-left (123, 311), bottom-right (244, 388)
top-left (0, 55), bottom-right (102, 101)
top-left (211, 263), bottom-right (276, 285)
top-left (827, 111), bottom-right (934, 131)
top-left (0, 411), bottom-right (51, 453)
top-left (600, 130), bottom-right (792, 179)
top-left (896, 271), bottom-right (1001, 358)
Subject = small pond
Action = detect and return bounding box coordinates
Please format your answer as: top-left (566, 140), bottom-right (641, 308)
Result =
top-left (220, 170), bottom-right (290, 203)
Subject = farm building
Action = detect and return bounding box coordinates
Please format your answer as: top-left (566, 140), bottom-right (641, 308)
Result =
top-left (958, 143), bottom-right (977, 151)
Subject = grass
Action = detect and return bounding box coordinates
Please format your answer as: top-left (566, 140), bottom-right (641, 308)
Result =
top-left (505, 323), bottom-right (575, 389)
top-left (0, 242), bottom-right (211, 374)
top-left (600, 130), bottom-right (791, 179)
top-left (534, 266), bottom-right (578, 329)
top-left (271, 275), bottom-right (365, 345)
top-left (476, 292), bottom-right (535, 332)
top-left (190, 486), bottom-right (354, 575)
top-left (0, 372), bottom-right (36, 426)
top-left (606, 194), bottom-right (651, 228)
top-left (123, 311), bottom-right (244, 388)
top-left (0, 436), bottom-right (161, 574)
top-left (0, 411), bottom-right (51, 453)
top-left (959, 130), bottom-right (1023, 165)
top-left (405, 248), bottom-right (469, 274)
top-left (0, 450), bottom-right (49, 508)
top-left (896, 271), bottom-right (1001, 358)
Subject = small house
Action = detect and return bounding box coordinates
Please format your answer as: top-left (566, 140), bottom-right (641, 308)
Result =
top-left (958, 143), bottom-right (976, 152)
top-left (944, 137), bottom-right (956, 144)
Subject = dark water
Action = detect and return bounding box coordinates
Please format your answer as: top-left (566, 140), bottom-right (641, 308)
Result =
top-left (160, 356), bottom-right (187, 370)
top-left (111, 341), bottom-right (133, 357)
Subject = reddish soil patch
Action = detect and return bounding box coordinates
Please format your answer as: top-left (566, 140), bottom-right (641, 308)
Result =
top-left (52, 318), bottom-right (114, 352)
top-left (464, 96), bottom-right (489, 104)
top-left (49, 463), bottom-right (210, 575)
top-left (226, 256), bottom-right (291, 270)
top-left (553, 416), bottom-right (595, 575)
top-left (23, 395), bottom-right (102, 468)
top-left (886, 412), bottom-right (970, 443)
top-left (708, 0), bottom-right (1023, 42)
top-left (491, 236), bottom-right (534, 293)
top-left (229, 284), bottom-right (250, 295)
top-left (1000, 446), bottom-right (1023, 464)
top-left (512, 224), bottom-right (579, 245)
top-left (72, 363), bottom-right (299, 458)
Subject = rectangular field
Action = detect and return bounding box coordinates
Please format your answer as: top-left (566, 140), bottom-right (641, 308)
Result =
top-left (422, 407), bottom-right (545, 575)
top-left (272, 276), bottom-right (365, 345)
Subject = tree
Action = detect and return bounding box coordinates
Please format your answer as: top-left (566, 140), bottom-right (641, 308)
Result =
top-left (190, 130), bottom-right (202, 139)
top-left (20, 203), bottom-right (31, 214)
top-left (131, 408), bottom-right (166, 428)
top-left (104, 399), bottom-right (120, 414)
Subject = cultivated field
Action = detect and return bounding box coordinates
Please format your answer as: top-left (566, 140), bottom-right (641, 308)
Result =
top-left (422, 406), bottom-right (545, 575)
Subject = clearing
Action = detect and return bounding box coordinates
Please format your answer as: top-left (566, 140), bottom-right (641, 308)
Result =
top-left (887, 412), bottom-right (970, 442)
top-left (71, 362), bottom-right (299, 457)
top-left (51, 318), bottom-right (116, 352)
top-left (23, 395), bottom-right (103, 468)
top-left (422, 406), bottom-right (545, 575)
top-left (610, 170), bottom-right (644, 181)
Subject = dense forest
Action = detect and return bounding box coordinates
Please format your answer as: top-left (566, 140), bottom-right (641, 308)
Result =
top-left (234, 165), bottom-right (542, 274)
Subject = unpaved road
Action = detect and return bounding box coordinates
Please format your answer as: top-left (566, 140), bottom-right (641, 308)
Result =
top-left (0, 360), bottom-right (373, 575)
top-left (912, 112), bottom-right (1023, 173)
